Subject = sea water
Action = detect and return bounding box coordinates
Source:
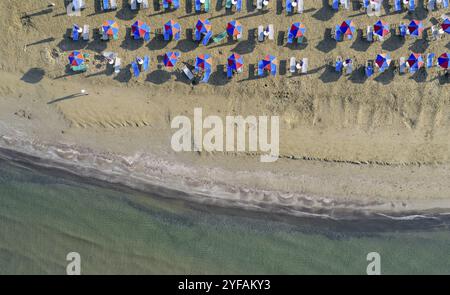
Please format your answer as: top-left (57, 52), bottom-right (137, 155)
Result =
top-left (0, 158), bottom-right (450, 274)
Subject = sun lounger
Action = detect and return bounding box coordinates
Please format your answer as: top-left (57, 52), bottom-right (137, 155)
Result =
top-left (426, 53), bottom-right (435, 69)
top-left (195, 0), bottom-right (201, 11)
top-left (345, 60), bottom-right (353, 75)
top-left (110, 0), bottom-right (117, 9)
top-left (297, 0), bottom-right (304, 13)
top-left (268, 25), bottom-right (274, 40)
top-left (289, 57), bottom-right (296, 73)
top-left (72, 25), bottom-right (80, 41)
top-left (204, 0), bottom-right (210, 11)
top-left (131, 62), bottom-right (140, 77)
top-left (332, 0), bottom-right (339, 10)
top-left (212, 31), bottom-right (227, 43)
top-left (399, 24), bottom-right (407, 38)
top-left (341, 0), bottom-right (350, 9)
top-left (301, 58), bottom-right (308, 74)
top-left (286, 0), bottom-right (293, 13)
top-left (143, 56), bottom-right (149, 72)
top-left (365, 61), bottom-right (374, 77)
top-left (426, 0), bottom-right (436, 10)
top-left (226, 0), bottom-right (232, 8)
top-left (399, 57), bottom-right (406, 74)
top-left (114, 57), bottom-right (121, 74)
top-left (83, 25), bottom-right (89, 41)
top-left (444, 0), bottom-right (449, 8)
top-left (257, 0), bottom-right (263, 9)
top-left (258, 25), bottom-right (264, 42)
top-left (335, 57), bottom-right (343, 72)
top-left (102, 0), bottom-right (109, 10)
top-left (182, 66), bottom-right (194, 81)
top-left (394, 0), bottom-right (401, 11)
top-left (72, 64), bottom-right (87, 72)
top-left (201, 70), bottom-right (211, 83)
top-left (202, 31), bottom-right (213, 46)
top-left (142, 0), bottom-right (149, 8)
top-left (130, 0), bottom-right (137, 10)
top-left (409, 0), bottom-right (415, 11)
top-left (236, 0), bottom-right (242, 11)
top-left (362, 0), bottom-right (369, 8)
top-left (367, 26), bottom-right (373, 42)
top-left (73, 0), bottom-right (85, 11)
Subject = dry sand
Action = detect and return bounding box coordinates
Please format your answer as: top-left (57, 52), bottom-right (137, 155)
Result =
top-left (0, 0), bottom-right (450, 217)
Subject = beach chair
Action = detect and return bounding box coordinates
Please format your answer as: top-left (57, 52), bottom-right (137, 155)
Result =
top-left (102, 0), bottom-right (109, 10)
top-left (195, 0), bottom-right (201, 11)
top-left (110, 0), bottom-right (117, 9)
top-left (334, 25), bottom-right (343, 41)
top-left (362, 0), bottom-right (369, 8)
top-left (301, 58), bottom-right (308, 74)
top-left (72, 25), bottom-right (80, 41)
top-left (257, 0), bottom-right (263, 9)
top-left (426, 0), bottom-right (436, 10)
top-left (268, 25), bottom-right (274, 40)
top-left (114, 58), bottom-right (121, 74)
top-left (143, 56), bottom-right (150, 72)
top-left (236, 0), bottom-right (242, 11)
top-left (130, 0), bottom-right (137, 10)
top-left (131, 62), bottom-right (140, 77)
top-left (182, 66), bottom-right (195, 81)
top-left (200, 70), bottom-right (211, 83)
top-left (205, 0), bottom-right (210, 11)
top-left (226, 0), bottom-right (233, 8)
top-left (212, 31), bottom-right (227, 43)
top-left (344, 59), bottom-right (353, 75)
top-left (367, 26), bottom-right (373, 42)
top-left (341, 0), bottom-right (350, 9)
top-left (73, 0), bottom-right (85, 11)
top-left (72, 64), bottom-right (87, 72)
top-left (332, 0), bottom-right (339, 10)
top-left (444, 0), bottom-right (449, 8)
top-left (142, 0), bottom-right (149, 8)
top-left (394, 0), bottom-right (401, 11)
top-left (297, 0), bottom-right (304, 13)
top-left (365, 61), bottom-right (374, 77)
top-left (335, 57), bottom-right (343, 72)
top-left (202, 31), bottom-right (213, 46)
top-left (399, 57), bottom-right (406, 74)
top-left (83, 25), bottom-right (89, 41)
top-left (286, 0), bottom-right (293, 13)
top-left (426, 53), bottom-right (435, 69)
top-left (409, 0), bottom-right (416, 11)
top-left (399, 24), bottom-right (407, 38)
top-left (289, 57), bottom-right (296, 73)
top-left (258, 26), bottom-right (264, 42)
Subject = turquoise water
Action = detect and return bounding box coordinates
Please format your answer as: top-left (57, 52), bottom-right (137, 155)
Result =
top-left (0, 158), bottom-right (450, 274)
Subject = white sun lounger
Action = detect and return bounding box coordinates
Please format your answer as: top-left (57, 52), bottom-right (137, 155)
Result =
top-left (301, 58), bottom-right (308, 74)
top-left (367, 26), bottom-right (373, 42)
top-left (110, 0), bottom-right (117, 9)
top-left (114, 57), bottom-right (121, 74)
top-left (82, 25), bottom-right (89, 40)
top-left (268, 24), bottom-right (274, 40)
top-left (142, 0), bottom-right (149, 8)
top-left (297, 0), bottom-right (304, 13)
top-left (399, 57), bottom-right (406, 74)
top-left (257, 0), bottom-right (263, 9)
top-left (290, 57), bottom-right (296, 73)
top-left (258, 25), bottom-right (264, 42)
top-left (130, 0), bottom-right (137, 10)
top-left (182, 66), bottom-right (194, 81)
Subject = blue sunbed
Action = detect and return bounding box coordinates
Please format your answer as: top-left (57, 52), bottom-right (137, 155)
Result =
top-left (399, 24), bottom-right (407, 37)
top-left (394, 0), bottom-right (401, 11)
top-left (444, 0), bottom-right (448, 8)
top-left (201, 70), bottom-right (211, 83)
top-left (335, 25), bottom-right (342, 41)
top-left (227, 67), bottom-right (233, 78)
top-left (72, 25), bottom-right (80, 41)
top-left (287, 33), bottom-right (294, 44)
top-left (362, 0), bottom-right (369, 8)
top-left (173, 0), bottom-right (180, 9)
top-left (131, 62), bottom-right (140, 77)
top-left (408, 0), bottom-right (415, 11)
top-left (286, 0), bottom-right (292, 13)
top-left (332, 0), bottom-right (339, 10)
top-left (335, 60), bottom-right (343, 72)
top-left (103, 0), bottom-right (109, 10)
top-left (195, 0), bottom-right (201, 12)
top-left (202, 31), bottom-right (213, 46)
top-left (426, 53), bottom-right (435, 69)
top-left (365, 65), bottom-right (374, 77)
top-left (236, 0), bottom-right (242, 11)
top-left (143, 56), bottom-right (149, 72)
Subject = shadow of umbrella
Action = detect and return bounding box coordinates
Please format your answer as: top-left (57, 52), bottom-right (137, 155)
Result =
top-left (21, 68), bottom-right (45, 84)
top-left (146, 69), bottom-right (172, 84)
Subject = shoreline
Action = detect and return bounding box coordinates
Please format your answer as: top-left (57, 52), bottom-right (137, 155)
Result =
top-left (2, 125), bottom-right (450, 222)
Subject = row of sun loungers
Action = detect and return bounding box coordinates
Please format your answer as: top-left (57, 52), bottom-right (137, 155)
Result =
top-left (71, 25), bottom-right (90, 41)
top-left (258, 25), bottom-right (274, 42)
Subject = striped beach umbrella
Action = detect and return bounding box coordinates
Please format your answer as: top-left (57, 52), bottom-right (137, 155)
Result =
top-left (374, 20), bottom-right (389, 38)
top-left (407, 20), bottom-right (424, 37)
top-left (437, 53), bottom-right (449, 69)
top-left (227, 53), bottom-right (244, 71)
top-left (442, 18), bottom-right (450, 34)
top-left (163, 51), bottom-right (180, 68)
top-left (289, 22), bottom-right (307, 38)
top-left (339, 20), bottom-right (356, 37)
top-left (195, 18), bottom-right (212, 34)
top-left (227, 20), bottom-right (243, 37)
top-left (102, 20), bottom-right (119, 36)
top-left (407, 53), bottom-right (424, 70)
top-left (259, 55), bottom-right (277, 75)
top-left (375, 53), bottom-right (392, 71)
top-left (68, 51), bottom-right (84, 66)
top-left (164, 20), bottom-right (181, 40)
top-left (195, 54), bottom-right (212, 72)
top-left (131, 20), bottom-right (150, 40)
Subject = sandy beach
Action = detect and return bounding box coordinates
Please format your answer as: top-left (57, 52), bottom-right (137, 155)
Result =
top-left (0, 0), bottom-right (450, 218)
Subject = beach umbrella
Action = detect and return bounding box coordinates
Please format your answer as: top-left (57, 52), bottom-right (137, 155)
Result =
top-left (259, 55), bottom-right (277, 74)
top-left (68, 51), bottom-right (84, 66)
top-left (102, 20), bottom-right (119, 36)
top-left (442, 18), bottom-right (450, 34)
top-left (407, 53), bottom-right (424, 70)
top-left (373, 20), bottom-right (389, 38)
top-left (227, 53), bottom-right (244, 71)
top-left (289, 22), bottom-right (307, 38)
top-left (164, 20), bottom-right (181, 38)
top-left (407, 20), bottom-right (424, 37)
top-left (195, 54), bottom-right (212, 72)
top-left (375, 53), bottom-right (392, 71)
top-left (195, 18), bottom-right (212, 34)
top-left (163, 51), bottom-right (180, 68)
top-left (227, 20), bottom-right (243, 38)
top-left (131, 20), bottom-right (150, 40)
top-left (339, 20), bottom-right (356, 37)
top-left (437, 53), bottom-right (449, 69)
